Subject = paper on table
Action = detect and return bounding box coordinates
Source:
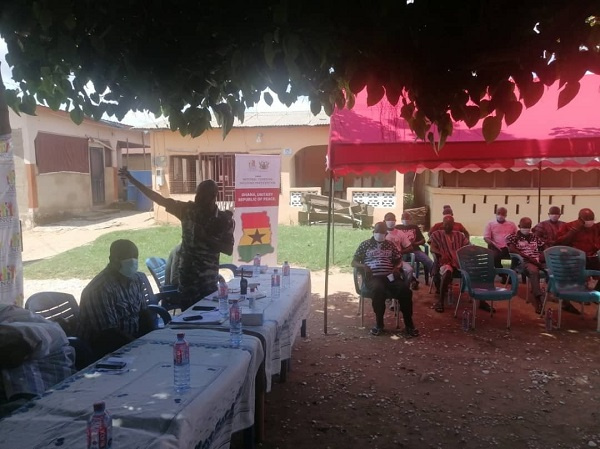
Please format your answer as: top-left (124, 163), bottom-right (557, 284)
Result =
top-left (171, 310), bottom-right (225, 325)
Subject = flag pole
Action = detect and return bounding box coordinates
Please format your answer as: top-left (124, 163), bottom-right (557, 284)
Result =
top-left (324, 170), bottom-right (334, 334)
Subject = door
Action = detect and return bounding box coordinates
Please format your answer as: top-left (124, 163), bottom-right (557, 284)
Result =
top-left (90, 147), bottom-right (105, 205)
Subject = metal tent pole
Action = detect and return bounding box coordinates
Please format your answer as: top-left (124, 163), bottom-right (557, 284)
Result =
top-left (324, 171), bottom-right (334, 334)
top-left (537, 161), bottom-right (542, 224)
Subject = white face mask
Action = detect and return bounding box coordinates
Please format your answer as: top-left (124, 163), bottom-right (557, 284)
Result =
top-left (373, 233), bottom-right (387, 242)
top-left (584, 220), bottom-right (595, 228)
top-left (548, 214), bottom-right (560, 222)
top-left (119, 258), bottom-right (139, 278)
top-left (385, 220), bottom-right (396, 229)
top-left (520, 228), bottom-right (531, 235)
top-left (496, 215), bottom-right (506, 223)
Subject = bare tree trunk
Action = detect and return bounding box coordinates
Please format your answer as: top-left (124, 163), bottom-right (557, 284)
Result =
top-left (0, 64), bottom-right (24, 305)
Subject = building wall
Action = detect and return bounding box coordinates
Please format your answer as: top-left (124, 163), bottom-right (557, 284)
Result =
top-left (424, 185), bottom-right (600, 235)
top-left (150, 125), bottom-right (331, 225)
top-left (36, 172), bottom-right (92, 219)
top-left (8, 107), bottom-right (142, 226)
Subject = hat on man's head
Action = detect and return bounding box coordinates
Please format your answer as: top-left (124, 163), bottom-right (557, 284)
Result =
top-left (548, 206), bottom-right (561, 215)
top-left (442, 205), bottom-right (453, 216)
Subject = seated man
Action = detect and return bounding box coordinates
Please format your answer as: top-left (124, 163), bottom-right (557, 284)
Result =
top-left (0, 304), bottom-right (75, 417)
top-left (555, 207), bottom-right (600, 312)
top-left (78, 239), bottom-right (155, 360)
top-left (483, 207), bottom-right (517, 281)
top-left (165, 242), bottom-right (182, 287)
top-left (506, 217), bottom-right (546, 313)
top-left (352, 222), bottom-right (419, 337)
top-left (383, 212), bottom-right (417, 289)
top-left (429, 216), bottom-right (470, 312)
top-left (396, 211), bottom-right (434, 283)
top-left (533, 206), bottom-right (564, 248)
top-left (429, 206), bottom-right (470, 239)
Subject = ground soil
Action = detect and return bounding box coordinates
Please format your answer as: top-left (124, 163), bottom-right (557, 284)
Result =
top-left (22, 211), bottom-right (600, 449)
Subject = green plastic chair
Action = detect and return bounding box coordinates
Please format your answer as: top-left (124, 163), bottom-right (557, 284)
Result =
top-left (456, 245), bottom-right (518, 329)
top-left (353, 267), bottom-right (401, 329)
top-left (542, 246), bottom-right (600, 331)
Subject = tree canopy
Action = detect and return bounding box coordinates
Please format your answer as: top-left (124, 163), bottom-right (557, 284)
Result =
top-left (0, 1), bottom-right (599, 143)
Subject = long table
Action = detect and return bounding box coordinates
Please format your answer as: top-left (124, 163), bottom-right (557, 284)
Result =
top-left (170, 268), bottom-right (312, 392)
top-left (0, 328), bottom-right (264, 449)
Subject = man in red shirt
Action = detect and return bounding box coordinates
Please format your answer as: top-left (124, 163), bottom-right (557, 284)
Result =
top-left (555, 208), bottom-right (600, 312)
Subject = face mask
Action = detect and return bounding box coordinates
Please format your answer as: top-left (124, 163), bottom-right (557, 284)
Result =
top-left (373, 233), bottom-right (387, 242)
top-left (401, 220), bottom-right (409, 226)
top-left (520, 228), bottom-right (531, 235)
top-left (385, 221), bottom-right (396, 229)
top-left (496, 215), bottom-right (506, 223)
top-left (119, 258), bottom-right (139, 278)
top-left (584, 220), bottom-right (595, 228)
top-left (548, 215), bottom-right (560, 222)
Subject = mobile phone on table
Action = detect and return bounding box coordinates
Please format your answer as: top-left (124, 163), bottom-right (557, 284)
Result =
top-left (192, 305), bottom-right (217, 311)
top-left (96, 361), bottom-right (127, 370)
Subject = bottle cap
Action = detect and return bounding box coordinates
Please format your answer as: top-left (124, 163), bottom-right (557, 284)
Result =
top-left (177, 332), bottom-right (185, 339)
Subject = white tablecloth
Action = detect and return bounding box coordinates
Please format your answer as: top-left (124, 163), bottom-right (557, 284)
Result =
top-left (170, 268), bottom-right (311, 392)
top-left (0, 328), bottom-right (264, 449)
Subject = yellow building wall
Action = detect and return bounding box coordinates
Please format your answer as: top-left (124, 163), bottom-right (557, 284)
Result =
top-left (150, 125), bottom-right (332, 225)
top-left (8, 107), bottom-right (143, 225)
top-left (424, 186), bottom-right (600, 235)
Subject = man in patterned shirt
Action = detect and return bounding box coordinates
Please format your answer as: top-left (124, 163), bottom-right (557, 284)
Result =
top-left (352, 222), bottom-right (418, 337)
top-left (0, 305), bottom-right (75, 417)
top-left (429, 216), bottom-right (471, 312)
top-left (78, 239), bottom-right (154, 360)
top-left (121, 169), bottom-right (234, 309)
top-left (506, 217), bottom-right (546, 313)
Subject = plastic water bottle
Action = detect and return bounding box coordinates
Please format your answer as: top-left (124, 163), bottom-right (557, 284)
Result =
top-left (545, 308), bottom-right (553, 331)
top-left (87, 401), bottom-right (112, 449)
top-left (446, 284), bottom-right (454, 306)
top-left (173, 333), bottom-right (190, 392)
top-left (282, 261), bottom-right (291, 289)
top-left (462, 309), bottom-right (472, 331)
top-left (229, 299), bottom-right (243, 348)
top-left (253, 253), bottom-right (261, 277)
top-left (218, 277), bottom-right (229, 317)
top-left (248, 287), bottom-right (256, 310)
top-left (271, 268), bottom-right (281, 299)
top-left (240, 269), bottom-right (248, 296)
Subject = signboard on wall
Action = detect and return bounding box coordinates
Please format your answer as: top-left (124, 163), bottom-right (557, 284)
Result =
top-left (233, 154), bottom-right (281, 266)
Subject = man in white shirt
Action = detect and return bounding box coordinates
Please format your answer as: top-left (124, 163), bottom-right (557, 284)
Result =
top-left (483, 207), bottom-right (518, 281)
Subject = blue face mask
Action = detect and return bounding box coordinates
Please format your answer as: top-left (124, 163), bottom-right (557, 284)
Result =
top-left (119, 258), bottom-right (138, 278)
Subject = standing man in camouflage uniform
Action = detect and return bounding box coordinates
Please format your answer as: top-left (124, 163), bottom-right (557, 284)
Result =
top-left (120, 169), bottom-right (234, 310)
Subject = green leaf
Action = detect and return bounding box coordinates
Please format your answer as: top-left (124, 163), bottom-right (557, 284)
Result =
top-left (263, 91), bottom-right (273, 106)
top-left (345, 92), bottom-right (355, 110)
top-left (366, 83), bottom-right (384, 106)
top-left (70, 106), bottom-right (84, 125)
top-left (385, 86), bottom-right (400, 106)
top-left (557, 81), bottom-right (580, 109)
top-left (482, 115), bottom-right (502, 143)
top-left (522, 81), bottom-right (544, 108)
top-left (349, 73), bottom-right (367, 95)
top-left (19, 95), bottom-right (37, 115)
top-left (504, 101), bottom-right (523, 126)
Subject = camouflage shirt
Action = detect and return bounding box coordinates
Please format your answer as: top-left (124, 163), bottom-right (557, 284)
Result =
top-left (165, 200), bottom-right (235, 304)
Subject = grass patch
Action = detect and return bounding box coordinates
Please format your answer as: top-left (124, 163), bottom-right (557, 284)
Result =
top-left (24, 224), bottom-right (487, 280)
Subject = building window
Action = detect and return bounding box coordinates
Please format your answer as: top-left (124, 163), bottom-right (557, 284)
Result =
top-left (35, 132), bottom-right (89, 174)
top-left (169, 155), bottom-right (199, 194)
top-left (199, 154), bottom-right (236, 202)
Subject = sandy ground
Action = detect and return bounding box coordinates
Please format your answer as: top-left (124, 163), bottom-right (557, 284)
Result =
top-left (21, 210), bottom-right (600, 449)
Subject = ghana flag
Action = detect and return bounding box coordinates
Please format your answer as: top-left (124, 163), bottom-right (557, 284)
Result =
top-left (237, 211), bottom-right (275, 262)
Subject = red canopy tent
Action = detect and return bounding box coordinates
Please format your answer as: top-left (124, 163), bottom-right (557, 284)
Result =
top-left (328, 74), bottom-right (600, 175)
top-left (322, 74), bottom-right (600, 333)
